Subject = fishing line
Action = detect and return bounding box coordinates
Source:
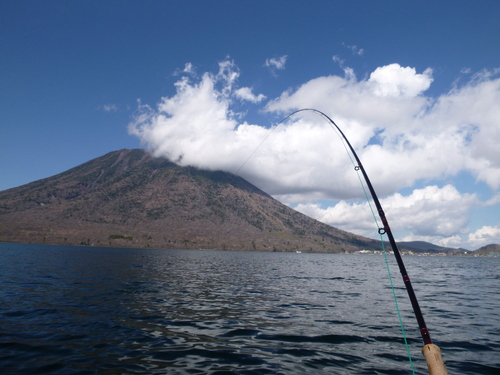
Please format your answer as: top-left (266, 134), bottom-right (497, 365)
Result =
top-left (324, 114), bottom-right (416, 373)
top-left (269, 109), bottom-right (434, 342)
top-left (351, 159), bottom-right (416, 375)
top-left (235, 124), bottom-right (280, 175)
top-left (235, 108), bottom-right (443, 374)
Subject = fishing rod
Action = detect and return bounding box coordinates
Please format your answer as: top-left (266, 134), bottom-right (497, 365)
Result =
top-left (282, 109), bottom-right (448, 375)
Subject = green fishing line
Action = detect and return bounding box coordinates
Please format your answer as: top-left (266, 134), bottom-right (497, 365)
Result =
top-left (350, 157), bottom-right (416, 375)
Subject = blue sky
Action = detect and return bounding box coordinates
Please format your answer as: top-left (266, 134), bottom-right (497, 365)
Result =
top-left (1, 1), bottom-right (499, 249)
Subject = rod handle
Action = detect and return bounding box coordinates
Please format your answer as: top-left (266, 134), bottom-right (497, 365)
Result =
top-left (422, 344), bottom-right (448, 375)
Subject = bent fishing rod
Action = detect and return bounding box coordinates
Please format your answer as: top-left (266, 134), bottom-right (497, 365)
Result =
top-left (281, 109), bottom-right (448, 375)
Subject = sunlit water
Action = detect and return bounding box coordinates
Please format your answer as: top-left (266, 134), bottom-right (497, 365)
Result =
top-left (0, 243), bottom-right (498, 374)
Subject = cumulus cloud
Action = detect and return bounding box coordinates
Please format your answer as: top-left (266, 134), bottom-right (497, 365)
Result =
top-left (368, 64), bottom-right (433, 97)
top-left (234, 87), bottom-right (266, 103)
top-left (129, 60), bottom-right (270, 174)
top-left (468, 224), bottom-right (500, 248)
top-left (128, 59), bottom-right (500, 248)
top-left (293, 185), bottom-right (476, 239)
top-left (265, 64), bottom-right (500, 193)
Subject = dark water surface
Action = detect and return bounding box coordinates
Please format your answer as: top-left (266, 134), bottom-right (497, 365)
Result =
top-left (0, 243), bottom-right (499, 374)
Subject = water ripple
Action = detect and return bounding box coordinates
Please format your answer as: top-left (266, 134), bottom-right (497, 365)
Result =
top-left (0, 244), bottom-right (499, 374)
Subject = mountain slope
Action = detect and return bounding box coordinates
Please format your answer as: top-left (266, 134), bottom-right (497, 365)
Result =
top-left (0, 149), bottom-right (381, 252)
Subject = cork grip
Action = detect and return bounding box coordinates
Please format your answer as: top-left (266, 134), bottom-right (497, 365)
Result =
top-left (422, 344), bottom-right (448, 375)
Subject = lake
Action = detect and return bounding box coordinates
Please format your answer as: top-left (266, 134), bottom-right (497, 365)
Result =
top-left (0, 243), bottom-right (498, 374)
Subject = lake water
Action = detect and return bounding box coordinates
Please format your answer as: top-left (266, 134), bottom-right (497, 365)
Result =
top-left (0, 243), bottom-right (498, 374)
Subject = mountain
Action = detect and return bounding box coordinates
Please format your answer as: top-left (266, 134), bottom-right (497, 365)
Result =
top-left (396, 241), bottom-right (466, 255)
top-left (397, 241), bottom-right (446, 252)
top-left (0, 149), bottom-right (383, 253)
top-left (472, 244), bottom-right (500, 256)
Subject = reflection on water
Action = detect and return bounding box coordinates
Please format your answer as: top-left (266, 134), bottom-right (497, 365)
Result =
top-left (0, 243), bottom-right (499, 374)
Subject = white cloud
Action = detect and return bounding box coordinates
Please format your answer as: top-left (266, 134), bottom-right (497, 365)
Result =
top-left (265, 64), bottom-right (432, 126)
top-left (183, 62), bottom-right (195, 74)
top-left (468, 224), bottom-right (500, 248)
top-left (265, 64), bottom-right (500, 193)
top-left (234, 87), bottom-right (266, 103)
top-left (129, 59), bottom-right (500, 249)
top-left (484, 193), bottom-right (500, 206)
top-left (173, 62), bottom-right (196, 77)
top-left (293, 185), bottom-right (477, 239)
top-left (388, 185), bottom-right (475, 236)
top-left (435, 235), bottom-right (464, 248)
top-left (332, 55), bottom-right (357, 81)
top-left (264, 55), bottom-right (288, 74)
top-left (129, 59), bottom-right (270, 172)
top-left (368, 64), bottom-right (433, 98)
